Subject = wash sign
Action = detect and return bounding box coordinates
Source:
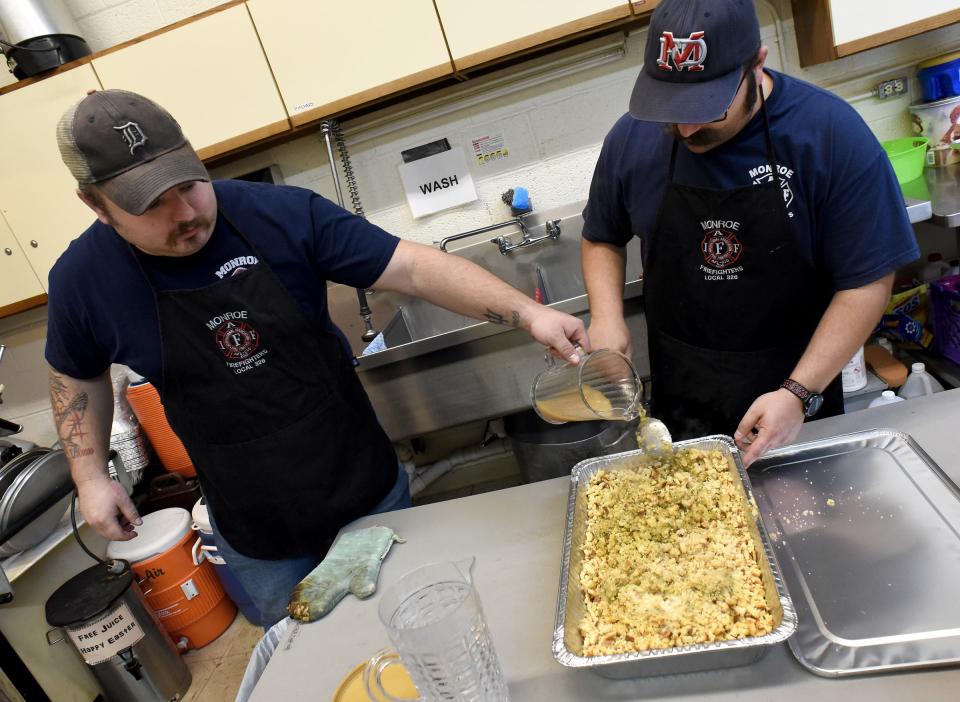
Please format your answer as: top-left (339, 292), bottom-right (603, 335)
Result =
top-left (398, 147), bottom-right (478, 218)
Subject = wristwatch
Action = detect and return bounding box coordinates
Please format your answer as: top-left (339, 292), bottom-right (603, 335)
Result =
top-left (780, 378), bottom-right (824, 418)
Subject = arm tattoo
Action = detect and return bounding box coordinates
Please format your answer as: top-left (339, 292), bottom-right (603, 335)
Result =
top-left (484, 308), bottom-right (522, 328)
top-left (49, 370), bottom-right (95, 459)
top-left (484, 308), bottom-right (505, 325)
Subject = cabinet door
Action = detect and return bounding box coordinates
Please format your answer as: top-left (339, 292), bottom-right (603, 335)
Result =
top-left (0, 64), bottom-right (102, 289)
top-left (829, 0), bottom-right (959, 50)
top-left (92, 4), bottom-right (290, 160)
top-left (0, 212), bottom-right (43, 309)
top-left (436, 0), bottom-right (633, 71)
top-left (792, 0), bottom-right (960, 65)
top-left (247, 0), bottom-right (453, 127)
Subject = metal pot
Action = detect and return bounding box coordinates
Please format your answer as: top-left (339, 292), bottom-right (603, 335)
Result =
top-left (909, 94), bottom-right (960, 168)
top-left (504, 409), bottom-right (638, 483)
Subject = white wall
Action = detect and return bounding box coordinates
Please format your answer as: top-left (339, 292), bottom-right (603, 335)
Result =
top-left (1, 1), bottom-right (958, 445)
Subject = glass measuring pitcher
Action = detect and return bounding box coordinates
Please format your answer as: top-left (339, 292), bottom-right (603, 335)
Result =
top-left (364, 558), bottom-right (509, 702)
top-left (531, 348), bottom-right (642, 424)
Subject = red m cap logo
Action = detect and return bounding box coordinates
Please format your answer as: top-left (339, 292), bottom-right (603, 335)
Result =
top-left (657, 31), bottom-right (707, 72)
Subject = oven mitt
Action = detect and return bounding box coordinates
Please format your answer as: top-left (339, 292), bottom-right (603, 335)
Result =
top-left (287, 526), bottom-right (404, 622)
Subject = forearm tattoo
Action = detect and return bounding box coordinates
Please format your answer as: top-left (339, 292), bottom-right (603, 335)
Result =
top-left (484, 308), bottom-right (522, 327)
top-left (49, 370), bottom-right (95, 459)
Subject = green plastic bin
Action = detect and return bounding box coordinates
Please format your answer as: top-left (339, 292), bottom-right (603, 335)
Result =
top-left (881, 137), bottom-right (929, 184)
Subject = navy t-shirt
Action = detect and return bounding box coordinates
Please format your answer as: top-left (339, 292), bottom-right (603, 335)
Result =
top-left (583, 70), bottom-right (919, 290)
top-left (45, 180), bottom-right (400, 385)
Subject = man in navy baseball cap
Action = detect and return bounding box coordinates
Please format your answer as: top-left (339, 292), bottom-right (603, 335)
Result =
top-left (629, 0), bottom-right (761, 124)
top-left (579, 0), bottom-right (919, 467)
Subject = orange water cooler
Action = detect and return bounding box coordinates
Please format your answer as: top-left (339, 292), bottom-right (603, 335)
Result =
top-left (107, 508), bottom-right (235, 650)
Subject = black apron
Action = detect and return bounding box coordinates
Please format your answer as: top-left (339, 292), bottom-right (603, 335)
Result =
top-left (131, 210), bottom-right (397, 559)
top-left (644, 99), bottom-right (843, 441)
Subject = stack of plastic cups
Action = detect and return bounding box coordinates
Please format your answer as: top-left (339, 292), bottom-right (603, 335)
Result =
top-left (125, 381), bottom-right (196, 478)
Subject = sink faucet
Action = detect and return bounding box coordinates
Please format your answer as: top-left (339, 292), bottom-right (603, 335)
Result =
top-left (491, 218), bottom-right (561, 255)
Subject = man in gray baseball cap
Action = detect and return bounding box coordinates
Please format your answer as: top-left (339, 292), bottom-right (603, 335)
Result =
top-left (46, 89), bottom-right (591, 628)
top-left (58, 89), bottom-right (209, 216)
top-left (580, 0), bottom-right (918, 465)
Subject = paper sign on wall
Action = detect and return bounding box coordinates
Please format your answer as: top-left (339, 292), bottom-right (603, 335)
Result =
top-left (66, 601), bottom-right (145, 665)
top-left (398, 147), bottom-right (478, 219)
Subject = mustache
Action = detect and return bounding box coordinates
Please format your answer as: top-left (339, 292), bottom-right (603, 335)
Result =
top-left (667, 124), bottom-right (724, 147)
top-left (172, 218), bottom-right (208, 237)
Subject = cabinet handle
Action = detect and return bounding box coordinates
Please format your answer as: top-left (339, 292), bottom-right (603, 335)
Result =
top-left (3, 248), bottom-right (11, 256)
top-left (30, 240), bottom-right (38, 247)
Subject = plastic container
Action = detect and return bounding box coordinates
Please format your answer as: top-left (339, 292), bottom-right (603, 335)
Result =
top-left (917, 52), bottom-right (960, 103)
top-left (191, 498), bottom-right (262, 626)
top-left (919, 253), bottom-right (951, 284)
top-left (881, 137), bottom-right (929, 183)
top-left (930, 274), bottom-right (960, 365)
top-left (897, 362), bottom-right (945, 399)
top-left (126, 381), bottom-right (196, 478)
top-left (107, 508), bottom-right (236, 650)
top-left (868, 390), bottom-right (906, 408)
top-left (841, 346), bottom-right (868, 392)
top-left (373, 558), bottom-right (509, 702)
top-left (909, 95), bottom-right (960, 168)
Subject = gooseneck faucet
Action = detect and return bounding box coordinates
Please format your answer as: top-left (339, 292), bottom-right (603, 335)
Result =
top-left (319, 121), bottom-right (378, 343)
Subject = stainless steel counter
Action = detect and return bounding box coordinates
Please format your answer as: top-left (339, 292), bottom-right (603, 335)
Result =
top-left (251, 388), bottom-right (960, 702)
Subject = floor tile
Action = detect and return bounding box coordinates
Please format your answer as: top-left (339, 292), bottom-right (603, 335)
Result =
top-left (225, 615), bottom-right (265, 657)
top-left (182, 657), bottom-right (218, 702)
top-left (192, 652), bottom-right (252, 702)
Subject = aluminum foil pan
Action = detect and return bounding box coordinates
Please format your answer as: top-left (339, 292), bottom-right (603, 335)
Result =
top-left (553, 435), bottom-right (797, 678)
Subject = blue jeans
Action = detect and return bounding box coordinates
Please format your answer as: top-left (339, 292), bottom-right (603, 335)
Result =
top-left (208, 463), bottom-right (411, 629)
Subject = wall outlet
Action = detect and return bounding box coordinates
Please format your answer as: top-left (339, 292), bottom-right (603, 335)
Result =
top-left (875, 76), bottom-right (908, 99)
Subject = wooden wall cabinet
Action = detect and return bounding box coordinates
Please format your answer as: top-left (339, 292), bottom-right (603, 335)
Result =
top-left (0, 213), bottom-right (44, 311)
top-left (92, 4), bottom-right (290, 160)
top-left (0, 64), bottom-right (102, 297)
top-left (435, 0), bottom-right (635, 71)
top-left (247, 0), bottom-right (453, 127)
top-left (792, 0), bottom-right (960, 66)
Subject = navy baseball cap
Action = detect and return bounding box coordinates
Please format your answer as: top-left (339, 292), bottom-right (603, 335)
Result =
top-left (629, 0), bottom-right (761, 124)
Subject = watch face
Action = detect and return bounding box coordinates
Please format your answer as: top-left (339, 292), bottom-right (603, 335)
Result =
top-left (805, 393), bottom-right (824, 417)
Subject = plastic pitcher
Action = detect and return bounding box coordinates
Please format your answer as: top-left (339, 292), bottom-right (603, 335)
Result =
top-left (531, 348), bottom-right (641, 424)
top-left (365, 558), bottom-right (509, 702)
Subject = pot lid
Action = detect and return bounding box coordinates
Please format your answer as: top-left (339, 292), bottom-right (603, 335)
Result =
top-left (45, 560), bottom-right (133, 627)
top-left (0, 450), bottom-right (71, 555)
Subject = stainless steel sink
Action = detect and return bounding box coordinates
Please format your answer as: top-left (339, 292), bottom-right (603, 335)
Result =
top-left (326, 201), bottom-right (647, 440)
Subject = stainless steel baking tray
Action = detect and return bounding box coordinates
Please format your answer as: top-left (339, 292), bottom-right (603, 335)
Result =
top-left (553, 435), bottom-right (797, 678)
top-left (750, 428), bottom-right (960, 677)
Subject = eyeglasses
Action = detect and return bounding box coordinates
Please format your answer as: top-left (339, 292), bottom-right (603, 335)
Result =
top-left (708, 70), bottom-right (749, 124)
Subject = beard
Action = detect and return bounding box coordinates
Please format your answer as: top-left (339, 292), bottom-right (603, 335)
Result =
top-left (668, 124), bottom-right (728, 148)
top-left (667, 70), bottom-right (760, 149)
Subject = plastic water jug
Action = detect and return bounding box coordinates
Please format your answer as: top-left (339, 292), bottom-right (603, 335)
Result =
top-left (897, 363), bottom-right (945, 399)
top-left (867, 390), bottom-right (906, 408)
